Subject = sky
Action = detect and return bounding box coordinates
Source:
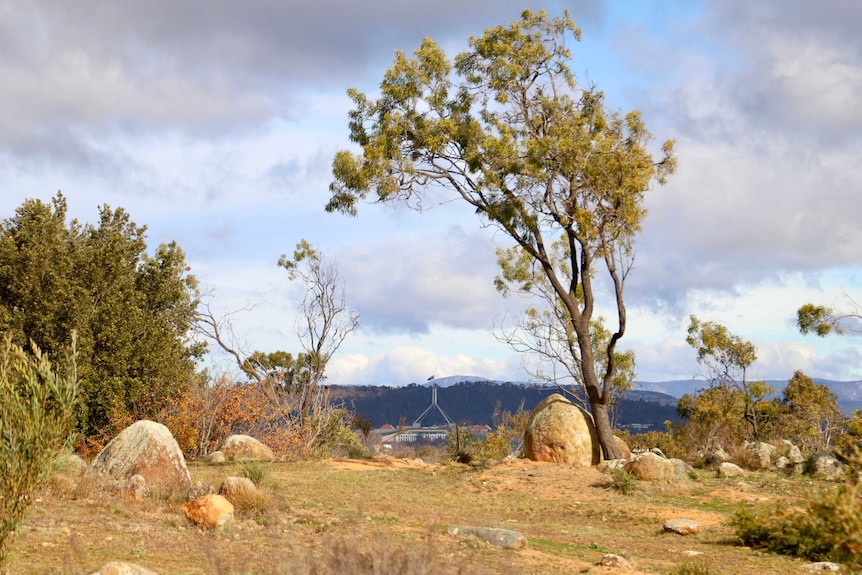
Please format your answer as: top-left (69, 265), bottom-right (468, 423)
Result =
top-left (2, 0), bottom-right (861, 388)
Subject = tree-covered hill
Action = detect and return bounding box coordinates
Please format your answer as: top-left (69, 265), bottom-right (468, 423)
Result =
top-left (329, 381), bottom-right (680, 430)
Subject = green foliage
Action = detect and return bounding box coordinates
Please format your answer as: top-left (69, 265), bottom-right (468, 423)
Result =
top-left (671, 557), bottom-right (717, 575)
top-left (685, 316), bottom-right (774, 442)
top-left (327, 9), bottom-right (675, 460)
top-left (447, 426), bottom-right (477, 464)
top-left (797, 303), bottom-right (845, 336)
top-left (608, 468), bottom-right (637, 495)
top-left (0, 335), bottom-right (79, 567)
top-left (490, 400), bottom-right (529, 457)
top-left (779, 370), bottom-right (842, 450)
top-left (0, 193), bottom-right (203, 438)
top-left (626, 430), bottom-right (683, 460)
top-left (732, 481), bottom-right (862, 568)
top-left (236, 460), bottom-right (269, 487)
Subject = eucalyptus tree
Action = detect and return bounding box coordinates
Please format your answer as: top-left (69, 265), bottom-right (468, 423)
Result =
top-left (798, 299), bottom-right (862, 337)
top-left (686, 316), bottom-right (774, 441)
top-left (326, 10), bottom-right (675, 458)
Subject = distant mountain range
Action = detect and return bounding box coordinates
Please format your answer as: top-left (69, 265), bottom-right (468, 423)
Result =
top-left (329, 376), bottom-right (862, 432)
top-left (329, 378), bottom-right (681, 431)
top-left (634, 378), bottom-right (862, 412)
top-left (422, 375), bottom-right (862, 411)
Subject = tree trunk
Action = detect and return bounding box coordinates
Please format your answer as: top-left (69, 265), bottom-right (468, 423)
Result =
top-left (591, 401), bottom-right (622, 460)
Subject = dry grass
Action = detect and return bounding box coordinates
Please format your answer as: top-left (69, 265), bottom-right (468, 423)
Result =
top-left (3, 458), bottom-right (821, 574)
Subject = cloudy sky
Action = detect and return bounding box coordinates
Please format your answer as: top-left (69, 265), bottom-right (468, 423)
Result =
top-left (3, 0), bottom-right (861, 388)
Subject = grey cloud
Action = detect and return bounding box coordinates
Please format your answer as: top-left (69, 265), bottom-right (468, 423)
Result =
top-left (695, 0), bottom-right (862, 146)
top-left (0, 0), bottom-right (601, 165)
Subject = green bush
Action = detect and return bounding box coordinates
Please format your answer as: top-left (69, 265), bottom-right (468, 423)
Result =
top-left (0, 335), bottom-right (79, 567)
top-left (732, 480), bottom-right (862, 568)
top-left (236, 460), bottom-right (269, 486)
top-left (608, 468), bottom-right (637, 495)
top-left (671, 557), bottom-right (716, 575)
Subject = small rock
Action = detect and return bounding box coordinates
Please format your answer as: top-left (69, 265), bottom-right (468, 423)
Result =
top-left (682, 550), bottom-right (705, 557)
top-left (803, 562), bottom-right (842, 572)
top-left (87, 561), bottom-right (160, 575)
top-left (218, 476), bottom-right (258, 505)
top-left (450, 526), bottom-right (527, 549)
top-left (182, 494), bottom-right (234, 530)
top-left (206, 451), bottom-right (226, 464)
top-left (664, 518), bottom-right (701, 535)
top-left (598, 554), bottom-right (631, 568)
top-left (717, 462), bottom-right (747, 478)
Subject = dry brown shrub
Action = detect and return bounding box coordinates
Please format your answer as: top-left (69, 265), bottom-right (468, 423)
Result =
top-left (726, 443), bottom-right (762, 470)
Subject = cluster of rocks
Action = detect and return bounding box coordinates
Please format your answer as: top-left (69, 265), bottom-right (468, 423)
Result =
top-left (61, 420), bottom-right (276, 574)
top-left (523, 393), bottom-right (848, 484)
top-left (702, 439), bottom-right (845, 480)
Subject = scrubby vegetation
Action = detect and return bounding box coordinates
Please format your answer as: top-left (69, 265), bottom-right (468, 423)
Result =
top-left (0, 336), bottom-right (78, 568)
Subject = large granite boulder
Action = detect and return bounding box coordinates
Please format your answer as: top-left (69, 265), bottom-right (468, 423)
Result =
top-left (218, 434), bottom-right (275, 462)
top-left (524, 394), bottom-right (601, 466)
top-left (89, 420), bottom-right (191, 495)
top-left (624, 452), bottom-right (688, 481)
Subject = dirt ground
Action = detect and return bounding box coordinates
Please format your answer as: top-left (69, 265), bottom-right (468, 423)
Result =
top-left (4, 457), bottom-right (826, 574)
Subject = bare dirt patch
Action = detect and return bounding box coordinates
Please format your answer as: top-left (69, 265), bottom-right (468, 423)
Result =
top-left (4, 458), bottom-right (823, 574)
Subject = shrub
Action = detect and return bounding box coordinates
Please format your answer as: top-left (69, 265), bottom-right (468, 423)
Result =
top-left (732, 480), bottom-right (862, 568)
top-left (671, 557), bottom-right (716, 575)
top-left (236, 460), bottom-right (269, 487)
top-left (0, 335), bottom-right (79, 567)
top-left (608, 468), bottom-right (637, 495)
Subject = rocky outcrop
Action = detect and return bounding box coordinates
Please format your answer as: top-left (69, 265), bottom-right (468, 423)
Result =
top-left (218, 435), bottom-right (275, 462)
top-left (89, 420), bottom-right (191, 496)
top-left (523, 394), bottom-right (601, 466)
top-left (182, 494), bottom-right (234, 529)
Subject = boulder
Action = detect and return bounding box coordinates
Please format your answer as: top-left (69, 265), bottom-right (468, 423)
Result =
top-left (218, 435), bottom-right (275, 462)
top-left (87, 561), bottom-right (159, 575)
top-left (206, 450), bottom-right (226, 464)
top-left (663, 518), bottom-right (701, 535)
top-left (218, 476), bottom-right (259, 506)
top-left (786, 445), bottom-right (805, 464)
top-left (807, 452), bottom-right (843, 480)
top-left (717, 462), bottom-right (747, 478)
top-left (523, 394), bottom-right (601, 466)
top-left (624, 452), bottom-right (688, 481)
top-left (613, 436), bottom-right (632, 460)
top-left (744, 441), bottom-right (777, 469)
top-left (89, 420), bottom-right (190, 495)
top-left (182, 494), bottom-right (234, 529)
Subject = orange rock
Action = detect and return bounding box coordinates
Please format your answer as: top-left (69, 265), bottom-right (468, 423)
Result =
top-left (182, 494), bottom-right (234, 529)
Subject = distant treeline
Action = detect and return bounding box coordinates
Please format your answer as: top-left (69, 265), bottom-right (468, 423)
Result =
top-left (328, 381), bottom-right (680, 430)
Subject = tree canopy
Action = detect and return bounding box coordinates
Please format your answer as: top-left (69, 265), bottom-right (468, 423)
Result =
top-left (0, 193), bottom-right (204, 437)
top-left (326, 10), bottom-right (675, 458)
